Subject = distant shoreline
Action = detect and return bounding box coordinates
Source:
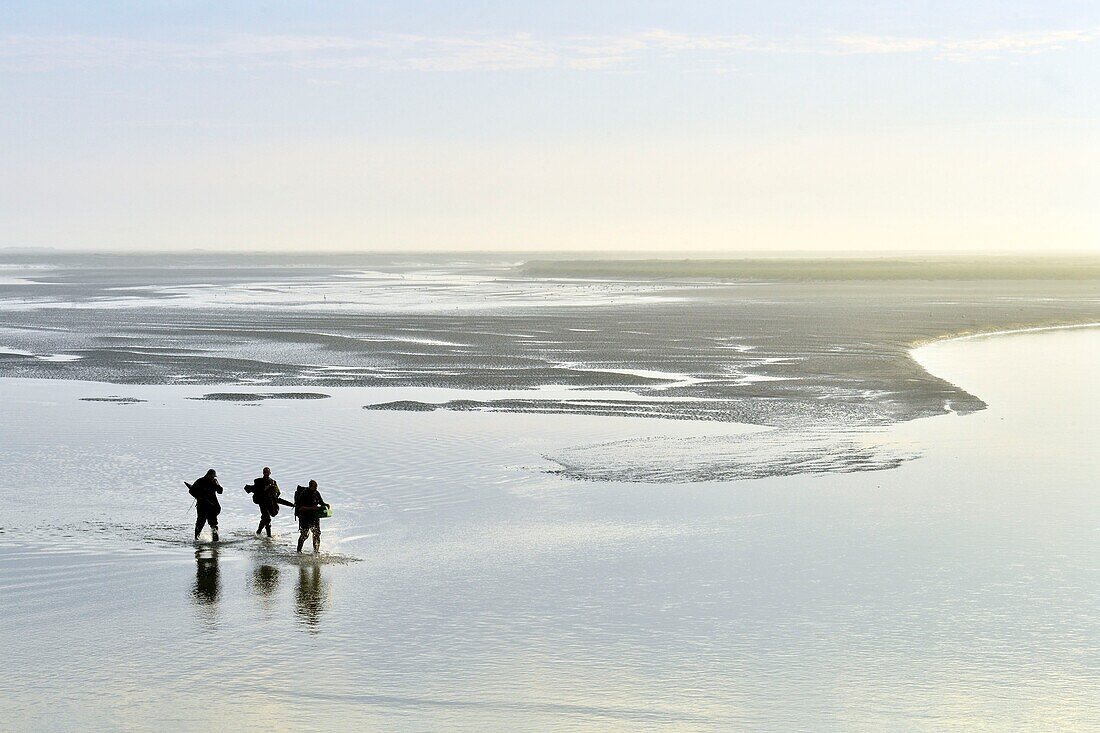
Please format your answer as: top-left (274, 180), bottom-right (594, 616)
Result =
top-left (908, 320), bottom-right (1100, 350)
top-left (521, 256), bottom-right (1100, 281)
top-left (5, 251), bottom-right (1100, 280)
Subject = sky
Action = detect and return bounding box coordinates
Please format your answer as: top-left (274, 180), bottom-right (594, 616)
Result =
top-left (2, 1), bottom-right (1099, 253)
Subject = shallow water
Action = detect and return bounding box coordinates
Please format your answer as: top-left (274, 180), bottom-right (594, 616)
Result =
top-left (1, 326), bottom-right (1097, 731)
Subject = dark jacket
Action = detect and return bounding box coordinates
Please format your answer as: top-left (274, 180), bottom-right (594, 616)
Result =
top-left (294, 485), bottom-right (327, 520)
top-left (250, 476), bottom-right (277, 499)
top-left (189, 475), bottom-right (223, 514)
top-left (248, 476), bottom-right (293, 515)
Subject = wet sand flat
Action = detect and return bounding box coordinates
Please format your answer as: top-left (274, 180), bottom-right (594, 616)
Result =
top-left (3, 254), bottom-right (1099, 440)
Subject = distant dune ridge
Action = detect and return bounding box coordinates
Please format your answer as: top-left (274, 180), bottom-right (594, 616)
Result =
top-left (522, 255), bottom-right (1100, 281)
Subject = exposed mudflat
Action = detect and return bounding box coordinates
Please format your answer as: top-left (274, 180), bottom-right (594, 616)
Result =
top-left (79, 395), bottom-right (146, 404)
top-left (547, 428), bottom-right (918, 483)
top-left (4, 253), bottom-right (1097, 486)
top-left (190, 391), bottom-right (331, 402)
top-left (2, 253), bottom-right (1097, 438)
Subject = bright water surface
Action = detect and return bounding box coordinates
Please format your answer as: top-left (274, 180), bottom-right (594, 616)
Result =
top-left (0, 327), bottom-right (1097, 731)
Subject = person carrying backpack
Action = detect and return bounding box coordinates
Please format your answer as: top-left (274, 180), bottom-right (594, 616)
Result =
top-left (188, 469), bottom-right (223, 542)
top-left (244, 466), bottom-right (294, 537)
top-left (294, 480), bottom-right (329, 554)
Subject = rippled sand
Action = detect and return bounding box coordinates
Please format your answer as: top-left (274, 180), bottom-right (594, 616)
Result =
top-left (1, 327), bottom-right (1098, 731)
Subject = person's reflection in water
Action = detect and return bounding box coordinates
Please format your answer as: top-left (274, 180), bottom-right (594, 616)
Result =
top-left (295, 563), bottom-right (328, 633)
top-left (250, 563), bottom-right (281, 611)
top-left (191, 547), bottom-right (220, 627)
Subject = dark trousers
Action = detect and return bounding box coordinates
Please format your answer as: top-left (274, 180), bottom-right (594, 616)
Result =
top-left (297, 520), bottom-right (320, 552)
top-left (256, 506), bottom-right (273, 536)
top-left (195, 505), bottom-right (219, 538)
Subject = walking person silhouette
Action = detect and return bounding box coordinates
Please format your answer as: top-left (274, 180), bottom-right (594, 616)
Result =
top-left (187, 469), bottom-right (223, 542)
top-left (294, 480), bottom-right (329, 553)
top-left (244, 466), bottom-right (294, 537)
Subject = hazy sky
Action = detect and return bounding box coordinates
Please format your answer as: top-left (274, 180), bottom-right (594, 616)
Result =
top-left (3, 1), bottom-right (1099, 252)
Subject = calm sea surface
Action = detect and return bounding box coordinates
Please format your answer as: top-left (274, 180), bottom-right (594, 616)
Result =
top-left (0, 321), bottom-right (1097, 731)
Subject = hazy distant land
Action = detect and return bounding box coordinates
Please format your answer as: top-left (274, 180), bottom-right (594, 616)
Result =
top-left (522, 255), bottom-right (1100, 281)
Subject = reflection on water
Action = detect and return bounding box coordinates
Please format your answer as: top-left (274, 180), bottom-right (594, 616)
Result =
top-left (252, 563), bottom-right (280, 595)
top-left (250, 563), bottom-right (281, 610)
top-left (191, 547), bottom-right (220, 627)
top-left (295, 564), bottom-right (328, 633)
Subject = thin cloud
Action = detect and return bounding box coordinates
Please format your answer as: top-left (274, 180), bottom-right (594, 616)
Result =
top-left (834, 29), bottom-right (1100, 59)
top-left (831, 36), bottom-right (941, 54)
top-left (2, 27), bottom-right (1098, 72)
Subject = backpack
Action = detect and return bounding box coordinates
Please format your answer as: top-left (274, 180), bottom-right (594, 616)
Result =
top-left (294, 485), bottom-right (310, 517)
